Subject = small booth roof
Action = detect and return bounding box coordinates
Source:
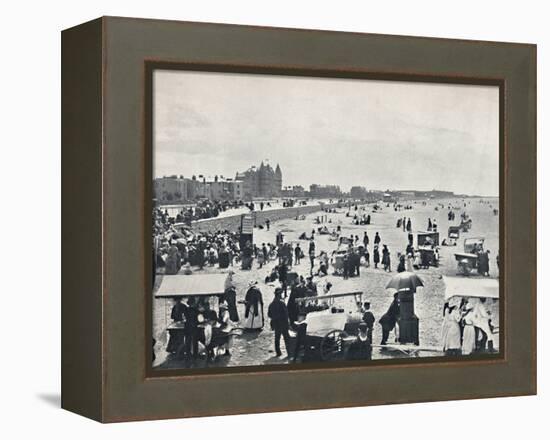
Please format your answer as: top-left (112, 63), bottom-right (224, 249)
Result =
top-left (155, 273), bottom-right (228, 298)
top-left (443, 276), bottom-right (499, 301)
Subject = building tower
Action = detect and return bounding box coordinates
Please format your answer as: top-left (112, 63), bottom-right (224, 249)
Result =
top-left (275, 164), bottom-right (283, 195)
top-left (259, 161), bottom-right (276, 197)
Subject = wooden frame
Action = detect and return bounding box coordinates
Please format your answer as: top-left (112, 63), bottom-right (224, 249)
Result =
top-left (62, 16), bottom-right (536, 422)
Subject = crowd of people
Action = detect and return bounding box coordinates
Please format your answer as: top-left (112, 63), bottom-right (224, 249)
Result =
top-left (159, 197), bottom-right (317, 226)
top-left (167, 200), bottom-right (245, 224)
top-left (156, 197), bottom-right (499, 366)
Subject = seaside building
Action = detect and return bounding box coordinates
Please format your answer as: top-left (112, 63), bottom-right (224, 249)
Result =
top-left (235, 161), bottom-right (283, 198)
top-left (153, 160), bottom-right (285, 202)
top-left (206, 177), bottom-right (244, 200)
top-left (281, 185), bottom-right (306, 198)
top-left (154, 175), bottom-right (243, 202)
top-left (153, 176), bottom-right (189, 203)
top-left (309, 184), bottom-right (342, 198)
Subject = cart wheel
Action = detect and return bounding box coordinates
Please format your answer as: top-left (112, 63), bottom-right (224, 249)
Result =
top-left (320, 330), bottom-right (348, 361)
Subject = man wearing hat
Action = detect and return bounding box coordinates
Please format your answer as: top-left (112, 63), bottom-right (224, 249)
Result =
top-left (267, 287), bottom-right (291, 357)
top-left (379, 292), bottom-right (400, 345)
top-left (223, 283), bottom-right (239, 323)
top-left (361, 302), bottom-right (375, 344)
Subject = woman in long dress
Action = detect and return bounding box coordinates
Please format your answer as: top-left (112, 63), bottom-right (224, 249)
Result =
top-left (373, 245), bottom-right (380, 269)
top-left (382, 245), bottom-right (391, 272)
top-left (461, 303), bottom-right (476, 355)
top-left (165, 245), bottom-right (181, 275)
top-left (243, 282), bottom-right (264, 330)
top-left (406, 250), bottom-right (415, 272)
top-left (441, 303), bottom-right (462, 356)
top-left (218, 245), bottom-right (230, 268)
top-left (223, 285), bottom-right (239, 323)
top-left (472, 297), bottom-right (495, 351)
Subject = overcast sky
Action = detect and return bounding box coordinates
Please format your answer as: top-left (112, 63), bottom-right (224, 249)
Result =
top-left (153, 70), bottom-right (499, 196)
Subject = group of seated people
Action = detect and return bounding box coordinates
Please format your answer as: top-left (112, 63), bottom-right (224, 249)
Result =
top-left (165, 295), bottom-right (235, 363)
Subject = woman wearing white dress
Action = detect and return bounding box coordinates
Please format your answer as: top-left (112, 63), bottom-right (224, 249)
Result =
top-left (472, 297), bottom-right (495, 352)
top-left (441, 303), bottom-right (462, 356)
top-left (461, 303), bottom-right (476, 355)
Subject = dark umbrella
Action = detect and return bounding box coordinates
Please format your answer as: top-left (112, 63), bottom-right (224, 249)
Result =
top-left (386, 272), bottom-right (424, 292)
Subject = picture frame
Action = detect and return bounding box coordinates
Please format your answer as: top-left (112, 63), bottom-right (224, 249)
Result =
top-left (61, 16), bottom-right (536, 422)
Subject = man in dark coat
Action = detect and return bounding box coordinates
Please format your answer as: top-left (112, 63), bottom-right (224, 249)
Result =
top-left (478, 250), bottom-right (490, 276)
top-left (223, 285), bottom-right (239, 322)
top-left (294, 244), bottom-right (302, 265)
top-left (278, 262), bottom-right (289, 296)
top-left (197, 240), bottom-right (206, 269)
top-left (308, 239), bottom-right (316, 274)
top-left (166, 296), bottom-right (187, 354)
top-left (170, 296), bottom-right (187, 322)
top-left (361, 302), bottom-right (375, 344)
top-left (183, 297), bottom-right (199, 358)
top-left (379, 293), bottom-right (400, 345)
top-left (268, 288), bottom-right (291, 357)
top-left (374, 232), bottom-right (381, 245)
top-left (373, 245), bottom-right (380, 269)
top-left (363, 231), bottom-right (369, 248)
top-left (287, 280), bottom-right (306, 327)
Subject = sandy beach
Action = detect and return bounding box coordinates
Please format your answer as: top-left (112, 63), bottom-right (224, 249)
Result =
top-left (153, 196), bottom-right (499, 369)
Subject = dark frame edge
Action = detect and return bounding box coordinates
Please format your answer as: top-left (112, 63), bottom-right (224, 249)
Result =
top-left (530, 43), bottom-right (537, 397)
top-left (61, 17), bottom-right (105, 422)
top-left (96, 17), bottom-right (537, 422)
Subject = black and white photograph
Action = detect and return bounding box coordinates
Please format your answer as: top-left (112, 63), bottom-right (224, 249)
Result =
top-left (2, 0), bottom-right (542, 432)
top-left (151, 69), bottom-right (501, 370)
